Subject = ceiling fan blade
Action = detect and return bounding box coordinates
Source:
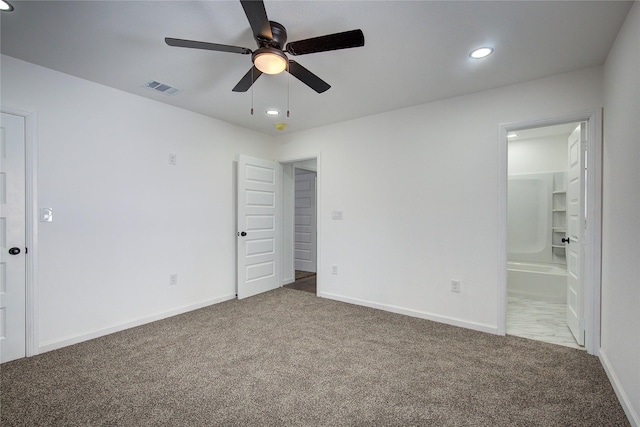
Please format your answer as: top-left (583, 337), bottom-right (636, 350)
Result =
top-left (286, 29), bottom-right (364, 56)
top-left (288, 60), bottom-right (330, 93)
top-left (165, 38), bottom-right (251, 55)
top-left (240, 0), bottom-right (273, 42)
top-left (232, 66), bottom-right (263, 92)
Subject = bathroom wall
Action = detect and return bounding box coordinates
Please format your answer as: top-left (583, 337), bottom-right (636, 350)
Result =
top-left (508, 133), bottom-right (570, 265)
top-left (508, 134), bottom-right (568, 174)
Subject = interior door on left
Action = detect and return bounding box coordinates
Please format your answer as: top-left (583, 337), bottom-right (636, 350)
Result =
top-left (237, 155), bottom-right (281, 299)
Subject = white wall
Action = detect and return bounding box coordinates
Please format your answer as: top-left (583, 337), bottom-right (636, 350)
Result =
top-left (1, 55), bottom-right (276, 351)
top-left (508, 135), bottom-right (568, 175)
top-left (276, 66), bottom-right (602, 333)
top-left (601, 3), bottom-right (640, 425)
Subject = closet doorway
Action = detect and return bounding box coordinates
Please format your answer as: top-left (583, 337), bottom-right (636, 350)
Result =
top-left (283, 159), bottom-right (317, 294)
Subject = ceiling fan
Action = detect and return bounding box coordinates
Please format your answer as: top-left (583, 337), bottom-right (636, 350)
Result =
top-left (165, 0), bottom-right (365, 94)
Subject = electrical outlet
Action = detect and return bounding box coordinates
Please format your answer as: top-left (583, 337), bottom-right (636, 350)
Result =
top-left (451, 279), bottom-right (461, 293)
top-left (170, 274), bottom-right (178, 286)
top-left (169, 154), bottom-right (177, 165)
top-left (332, 265), bottom-right (338, 275)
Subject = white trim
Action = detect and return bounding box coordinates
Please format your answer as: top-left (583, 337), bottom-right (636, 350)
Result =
top-left (497, 126), bottom-right (508, 336)
top-left (319, 292), bottom-right (498, 335)
top-left (278, 153), bottom-right (322, 294)
top-left (599, 349), bottom-right (640, 427)
top-left (498, 109), bottom-right (603, 355)
top-left (1, 107), bottom-right (38, 358)
top-left (37, 295), bottom-right (236, 354)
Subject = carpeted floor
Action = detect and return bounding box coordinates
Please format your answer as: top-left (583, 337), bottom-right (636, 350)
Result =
top-left (1, 288), bottom-right (629, 426)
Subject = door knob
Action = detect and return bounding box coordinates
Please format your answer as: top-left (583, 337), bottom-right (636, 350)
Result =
top-left (8, 247), bottom-right (21, 255)
top-left (562, 237), bottom-right (570, 244)
top-left (239, 231), bottom-right (247, 237)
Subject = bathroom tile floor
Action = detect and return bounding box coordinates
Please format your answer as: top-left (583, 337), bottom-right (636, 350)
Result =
top-left (507, 297), bottom-right (584, 350)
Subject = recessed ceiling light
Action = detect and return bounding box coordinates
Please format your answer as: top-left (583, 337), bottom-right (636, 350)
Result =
top-left (470, 47), bottom-right (493, 59)
top-left (508, 133), bottom-right (518, 138)
top-left (0, 0), bottom-right (14, 12)
top-left (266, 110), bottom-right (279, 116)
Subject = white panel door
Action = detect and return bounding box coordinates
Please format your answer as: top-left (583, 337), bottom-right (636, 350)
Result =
top-left (566, 123), bottom-right (586, 346)
top-left (0, 112), bottom-right (27, 363)
top-left (294, 169), bottom-right (316, 272)
top-left (237, 155), bottom-right (281, 299)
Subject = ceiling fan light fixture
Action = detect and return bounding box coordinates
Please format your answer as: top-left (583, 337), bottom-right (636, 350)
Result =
top-left (470, 47), bottom-right (494, 59)
top-left (253, 48), bottom-right (287, 75)
top-left (0, 0), bottom-right (14, 11)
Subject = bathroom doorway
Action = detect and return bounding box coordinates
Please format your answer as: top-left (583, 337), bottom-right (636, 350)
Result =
top-left (506, 122), bottom-right (581, 349)
top-left (498, 110), bottom-right (603, 355)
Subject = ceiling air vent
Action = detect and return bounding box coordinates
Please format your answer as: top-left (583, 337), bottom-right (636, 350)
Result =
top-left (143, 80), bottom-right (180, 96)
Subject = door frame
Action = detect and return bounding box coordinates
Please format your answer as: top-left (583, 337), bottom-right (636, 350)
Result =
top-left (497, 109), bottom-right (602, 355)
top-left (279, 153), bottom-right (321, 293)
top-left (1, 107), bottom-right (38, 358)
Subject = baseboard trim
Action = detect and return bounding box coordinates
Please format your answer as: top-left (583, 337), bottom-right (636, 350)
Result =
top-left (318, 291), bottom-right (498, 335)
top-left (37, 294), bottom-right (236, 355)
top-left (599, 348), bottom-right (639, 427)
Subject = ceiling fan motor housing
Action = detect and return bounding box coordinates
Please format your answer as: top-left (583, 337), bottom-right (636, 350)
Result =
top-left (264, 21), bottom-right (287, 49)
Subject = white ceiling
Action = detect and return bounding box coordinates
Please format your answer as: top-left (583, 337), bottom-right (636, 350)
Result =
top-left (1, 1), bottom-right (633, 136)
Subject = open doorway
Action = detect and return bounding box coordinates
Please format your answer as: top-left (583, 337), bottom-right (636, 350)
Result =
top-left (498, 110), bottom-right (602, 356)
top-left (506, 122), bottom-right (582, 349)
top-left (282, 159), bottom-right (318, 295)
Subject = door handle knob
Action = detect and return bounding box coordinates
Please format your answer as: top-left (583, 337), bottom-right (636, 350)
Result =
top-left (239, 231), bottom-right (247, 237)
top-left (562, 237), bottom-right (570, 244)
top-left (8, 247), bottom-right (21, 255)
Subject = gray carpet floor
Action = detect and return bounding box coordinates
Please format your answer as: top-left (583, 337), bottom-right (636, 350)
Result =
top-left (1, 288), bottom-right (629, 426)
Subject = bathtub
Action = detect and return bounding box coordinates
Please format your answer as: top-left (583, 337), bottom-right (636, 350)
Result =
top-left (507, 261), bottom-right (567, 303)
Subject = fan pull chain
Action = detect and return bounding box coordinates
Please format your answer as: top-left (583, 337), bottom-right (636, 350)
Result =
top-left (287, 62), bottom-right (290, 118)
top-left (250, 67), bottom-right (254, 115)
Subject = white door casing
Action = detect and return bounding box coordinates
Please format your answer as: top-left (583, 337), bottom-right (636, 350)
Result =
top-left (237, 155), bottom-right (282, 299)
top-left (566, 123), bottom-right (586, 346)
top-left (0, 112), bottom-right (27, 363)
top-left (294, 169), bottom-right (316, 273)
top-left (498, 110), bottom-right (602, 355)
